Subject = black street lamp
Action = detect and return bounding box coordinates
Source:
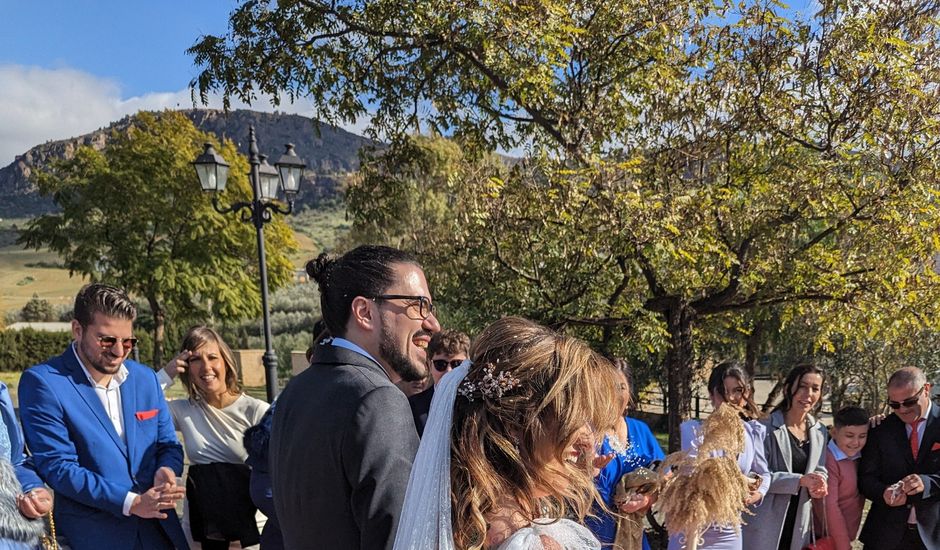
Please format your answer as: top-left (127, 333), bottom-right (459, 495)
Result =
top-left (193, 127), bottom-right (306, 402)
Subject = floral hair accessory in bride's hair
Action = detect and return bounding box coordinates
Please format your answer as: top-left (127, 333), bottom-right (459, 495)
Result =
top-left (457, 361), bottom-right (521, 401)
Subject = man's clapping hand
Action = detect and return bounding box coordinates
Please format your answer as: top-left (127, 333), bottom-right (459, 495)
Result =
top-left (130, 467), bottom-right (185, 519)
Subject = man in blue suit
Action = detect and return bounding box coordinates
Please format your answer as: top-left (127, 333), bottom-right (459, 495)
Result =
top-left (19, 283), bottom-right (187, 550)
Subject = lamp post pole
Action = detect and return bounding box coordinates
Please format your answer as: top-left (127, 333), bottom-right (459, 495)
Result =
top-left (193, 126), bottom-right (306, 402)
top-left (245, 128), bottom-right (280, 402)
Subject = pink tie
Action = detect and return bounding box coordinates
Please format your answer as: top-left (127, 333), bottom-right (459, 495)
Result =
top-left (910, 418), bottom-right (924, 460)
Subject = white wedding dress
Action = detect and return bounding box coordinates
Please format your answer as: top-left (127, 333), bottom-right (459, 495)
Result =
top-left (393, 362), bottom-right (602, 550)
top-left (495, 519), bottom-right (601, 549)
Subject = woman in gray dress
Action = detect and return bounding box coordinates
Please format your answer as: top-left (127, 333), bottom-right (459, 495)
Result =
top-left (667, 363), bottom-right (770, 550)
top-left (743, 364), bottom-right (828, 550)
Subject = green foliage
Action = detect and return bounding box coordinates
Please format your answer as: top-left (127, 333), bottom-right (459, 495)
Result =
top-left (20, 295), bottom-right (55, 322)
top-left (189, 0), bottom-right (694, 156)
top-left (218, 282), bottom-right (321, 376)
top-left (18, 111), bottom-right (298, 366)
top-left (194, 0), bottom-right (940, 447)
top-left (290, 203), bottom-right (352, 253)
top-left (344, 135), bottom-right (506, 249)
top-left (0, 329), bottom-right (72, 371)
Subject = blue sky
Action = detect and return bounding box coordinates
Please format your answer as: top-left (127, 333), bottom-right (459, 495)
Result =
top-left (0, 0), bottom-right (357, 166)
top-left (0, 0), bottom-right (231, 97)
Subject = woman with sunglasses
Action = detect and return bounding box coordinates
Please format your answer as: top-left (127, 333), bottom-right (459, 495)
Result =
top-left (161, 326), bottom-right (269, 549)
top-left (744, 364), bottom-right (828, 550)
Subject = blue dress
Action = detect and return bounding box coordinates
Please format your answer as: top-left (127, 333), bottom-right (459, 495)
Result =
top-left (586, 416), bottom-right (666, 549)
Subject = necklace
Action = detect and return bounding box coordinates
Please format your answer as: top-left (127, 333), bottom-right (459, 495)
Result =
top-left (607, 432), bottom-right (628, 454)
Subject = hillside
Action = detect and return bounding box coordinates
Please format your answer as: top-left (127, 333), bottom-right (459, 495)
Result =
top-left (0, 109), bottom-right (379, 217)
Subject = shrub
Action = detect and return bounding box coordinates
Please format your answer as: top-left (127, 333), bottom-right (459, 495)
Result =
top-left (0, 329), bottom-right (72, 371)
top-left (20, 295), bottom-right (56, 322)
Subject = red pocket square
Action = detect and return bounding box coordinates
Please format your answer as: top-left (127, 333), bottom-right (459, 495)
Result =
top-left (135, 409), bottom-right (158, 421)
top-left (932, 442), bottom-right (940, 451)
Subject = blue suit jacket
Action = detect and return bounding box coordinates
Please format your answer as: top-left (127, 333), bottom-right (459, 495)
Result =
top-left (0, 382), bottom-right (43, 492)
top-left (18, 346), bottom-right (187, 550)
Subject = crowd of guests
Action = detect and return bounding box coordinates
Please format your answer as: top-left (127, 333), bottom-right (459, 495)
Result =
top-left (2, 244), bottom-right (939, 550)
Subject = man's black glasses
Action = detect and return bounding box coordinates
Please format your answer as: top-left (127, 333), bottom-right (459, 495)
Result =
top-left (432, 359), bottom-right (464, 372)
top-left (887, 384), bottom-right (927, 410)
top-left (371, 295), bottom-right (435, 320)
top-left (96, 335), bottom-right (138, 351)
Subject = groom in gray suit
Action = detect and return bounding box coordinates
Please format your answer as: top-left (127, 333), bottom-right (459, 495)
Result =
top-left (271, 245), bottom-right (441, 549)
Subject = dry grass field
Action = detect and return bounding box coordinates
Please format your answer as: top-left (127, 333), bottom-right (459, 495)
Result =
top-left (0, 206), bottom-right (346, 320)
top-left (0, 219), bottom-right (85, 317)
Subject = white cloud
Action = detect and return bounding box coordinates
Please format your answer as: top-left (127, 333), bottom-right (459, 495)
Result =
top-left (0, 64), bottom-right (373, 167)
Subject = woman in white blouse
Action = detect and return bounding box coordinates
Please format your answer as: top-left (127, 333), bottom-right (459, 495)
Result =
top-left (163, 326), bottom-right (269, 549)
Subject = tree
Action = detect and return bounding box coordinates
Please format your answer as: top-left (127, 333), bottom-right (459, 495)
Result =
top-left (19, 111), bottom-right (298, 366)
top-left (20, 294), bottom-right (55, 322)
top-left (191, 1), bottom-right (940, 448)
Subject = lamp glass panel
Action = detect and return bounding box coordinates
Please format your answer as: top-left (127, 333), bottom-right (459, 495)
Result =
top-left (259, 171), bottom-right (279, 200)
top-left (279, 165), bottom-right (301, 193)
top-left (195, 163), bottom-right (214, 191)
top-left (215, 164), bottom-right (229, 192)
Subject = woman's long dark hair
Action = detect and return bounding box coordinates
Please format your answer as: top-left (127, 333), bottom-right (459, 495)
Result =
top-left (707, 362), bottom-right (761, 420)
top-left (772, 364), bottom-right (825, 415)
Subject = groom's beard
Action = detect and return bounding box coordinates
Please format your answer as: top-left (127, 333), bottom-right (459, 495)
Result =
top-left (378, 323), bottom-right (428, 382)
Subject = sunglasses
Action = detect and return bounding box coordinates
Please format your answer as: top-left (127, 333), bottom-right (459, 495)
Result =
top-left (432, 359), bottom-right (464, 372)
top-left (887, 384), bottom-right (926, 410)
top-left (96, 335), bottom-right (138, 352)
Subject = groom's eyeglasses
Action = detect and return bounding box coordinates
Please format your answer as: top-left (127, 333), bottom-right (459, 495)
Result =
top-left (371, 295), bottom-right (435, 320)
top-left (887, 384), bottom-right (927, 410)
top-left (432, 359), bottom-right (464, 372)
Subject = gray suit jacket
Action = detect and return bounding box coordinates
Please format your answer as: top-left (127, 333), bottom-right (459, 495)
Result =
top-left (742, 410), bottom-right (828, 550)
top-left (271, 343), bottom-right (419, 550)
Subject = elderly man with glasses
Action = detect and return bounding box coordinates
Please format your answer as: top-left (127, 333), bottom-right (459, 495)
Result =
top-left (18, 283), bottom-right (187, 550)
top-left (859, 367), bottom-right (940, 550)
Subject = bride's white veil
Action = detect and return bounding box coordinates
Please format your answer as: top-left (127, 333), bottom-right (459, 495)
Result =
top-left (393, 361), bottom-right (470, 550)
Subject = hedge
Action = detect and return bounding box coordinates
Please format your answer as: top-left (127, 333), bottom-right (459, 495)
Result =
top-left (0, 329), bottom-right (72, 371)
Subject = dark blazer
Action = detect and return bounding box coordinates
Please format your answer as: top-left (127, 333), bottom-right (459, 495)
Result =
top-left (859, 405), bottom-right (940, 550)
top-left (18, 346), bottom-right (187, 550)
top-left (271, 343), bottom-right (419, 550)
top-left (408, 385), bottom-right (434, 437)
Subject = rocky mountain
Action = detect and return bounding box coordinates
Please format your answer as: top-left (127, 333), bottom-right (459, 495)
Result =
top-left (0, 109), bottom-right (379, 218)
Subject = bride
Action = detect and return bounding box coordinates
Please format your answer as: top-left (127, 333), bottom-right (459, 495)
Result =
top-left (394, 316), bottom-right (619, 549)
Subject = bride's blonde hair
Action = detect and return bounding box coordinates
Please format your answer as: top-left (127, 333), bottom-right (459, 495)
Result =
top-left (450, 316), bottom-right (619, 549)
